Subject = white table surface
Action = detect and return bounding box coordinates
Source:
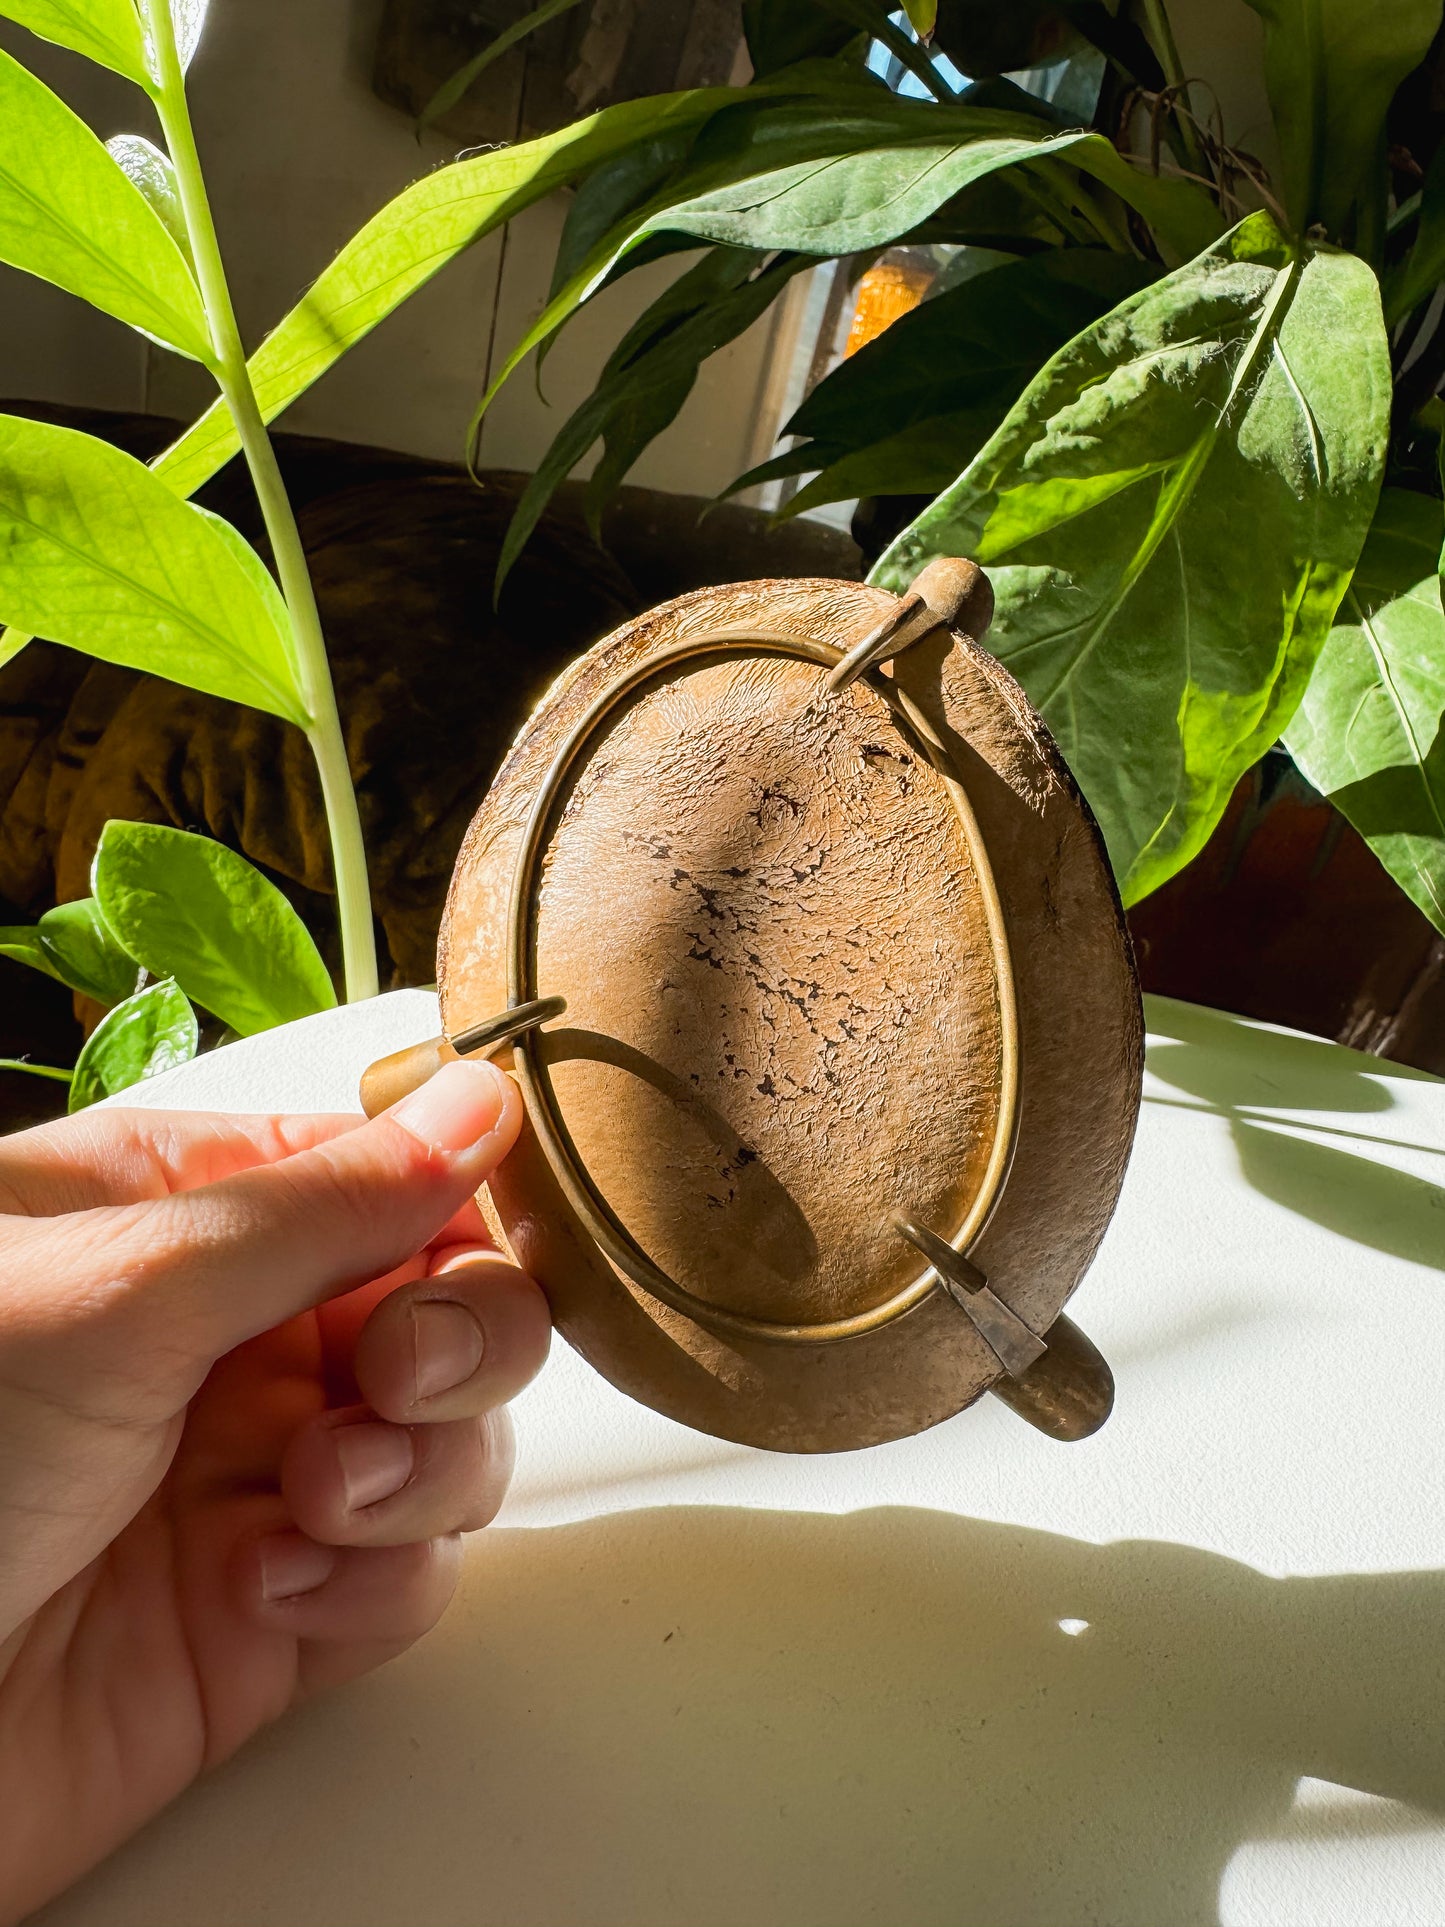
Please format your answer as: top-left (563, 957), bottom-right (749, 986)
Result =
top-left (32, 989), bottom-right (1445, 1927)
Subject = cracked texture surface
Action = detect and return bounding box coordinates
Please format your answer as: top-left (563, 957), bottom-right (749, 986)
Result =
top-left (534, 652), bottom-right (1003, 1327)
top-left (440, 578), bottom-right (1140, 1451)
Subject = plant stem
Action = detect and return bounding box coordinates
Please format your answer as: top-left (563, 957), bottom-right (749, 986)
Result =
top-left (141, 0), bottom-right (378, 1002)
top-left (0, 1059), bottom-right (73, 1083)
top-left (1139, 0), bottom-right (1208, 180)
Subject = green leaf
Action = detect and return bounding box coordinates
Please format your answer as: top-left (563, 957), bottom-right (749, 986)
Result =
top-left (92, 821), bottom-right (337, 1036)
top-left (155, 85), bottom-right (1218, 506)
top-left (150, 86), bottom-right (751, 503)
top-left (781, 412), bottom-right (1011, 515)
top-left (579, 246), bottom-right (770, 518)
top-left (476, 104), bottom-right (1222, 442)
top-left (1241, 0), bottom-right (1442, 239)
top-left (0, 50), bottom-right (209, 359)
top-left (105, 134), bottom-right (190, 261)
top-left (0, 926), bottom-right (52, 980)
top-left (497, 250), bottom-right (811, 593)
top-left (652, 128), bottom-right (1216, 260)
top-left (1284, 489), bottom-right (1445, 934)
top-left (37, 897), bottom-right (141, 1004)
top-left (548, 130), bottom-right (702, 306)
top-left (0, 0), bottom-right (150, 84)
top-left (740, 249), bottom-right (1156, 507)
top-left (419, 0), bottom-right (587, 133)
top-left (0, 896), bottom-right (141, 1003)
top-left (0, 896), bottom-right (143, 1006)
top-left (874, 212), bottom-right (1391, 904)
top-left (903, 0), bottom-right (937, 34)
top-left (0, 1057), bottom-right (72, 1083)
top-left (0, 414), bottom-right (305, 723)
top-left (68, 978), bottom-right (197, 1111)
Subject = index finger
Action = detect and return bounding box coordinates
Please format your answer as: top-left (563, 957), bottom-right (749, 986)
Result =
top-left (0, 1107), bottom-right (366, 1217)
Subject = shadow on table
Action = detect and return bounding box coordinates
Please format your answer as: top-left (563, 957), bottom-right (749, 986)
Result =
top-left (53, 1505), bottom-right (1445, 1927)
top-left (1144, 998), bottom-right (1445, 1271)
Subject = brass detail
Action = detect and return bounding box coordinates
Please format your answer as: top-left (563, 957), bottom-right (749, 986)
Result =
top-left (359, 996), bottom-right (567, 1118)
top-left (895, 1218), bottom-right (1047, 1378)
top-left (987, 1314), bottom-right (1115, 1441)
top-left (825, 556), bottom-right (995, 694)
top-left (450, 995), bottom-right (568, 1059)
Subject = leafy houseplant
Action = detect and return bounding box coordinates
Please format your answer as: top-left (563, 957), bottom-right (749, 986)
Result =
top-left (0, 0), bottom-right (984, 1096)
top-left (1, 820), bottom-right (337, 1107)
top-left (449, 0), bottom-right (1445, 943)
top-left (2, 0), bottom-right (1440, 1102)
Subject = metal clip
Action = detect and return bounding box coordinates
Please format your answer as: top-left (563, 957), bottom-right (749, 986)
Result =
top-left (826, 556), bottom-right (994, 695)
top-left (896, 1216), bottom-right (1046, 1378)
top-left (358, 996), bottom-right (567, 1118)
top-left (450, 995), bottom-right (567, 1058)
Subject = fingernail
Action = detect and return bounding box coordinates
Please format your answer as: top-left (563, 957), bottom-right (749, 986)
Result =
top-left (390, 1058), bottom-right (507, 1153)
top-left (413, 1299), bottom-right (486, 1400)
top-left (334, 1420), bottom-right (414, 1510)
top-left (260, 1534), bottom-right (336, 1601)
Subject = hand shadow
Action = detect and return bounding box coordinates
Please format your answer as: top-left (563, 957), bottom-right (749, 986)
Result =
top-left (47, 1506), bottom-right (1445, 1927)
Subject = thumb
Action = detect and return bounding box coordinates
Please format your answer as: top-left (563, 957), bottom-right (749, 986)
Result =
top-left (95, 1058), bottom-right (524, 1364)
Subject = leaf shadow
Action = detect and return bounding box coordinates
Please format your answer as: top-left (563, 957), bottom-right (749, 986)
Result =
top-left (1229, 1120), bottom-right (1445, 1271)
top-left (1143, 1003), bottom-right (1445, 1272)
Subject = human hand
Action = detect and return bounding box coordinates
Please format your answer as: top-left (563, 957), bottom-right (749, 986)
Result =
top-left (0, 1059), bottom-right (549, 1922)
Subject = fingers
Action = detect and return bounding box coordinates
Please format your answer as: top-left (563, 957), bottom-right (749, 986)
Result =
top-left (0, 1107), bottom-right (364, 1216)
top-left (279, 1251), bottom-right (546, 1550)
top-left (240, 1531), bottom-right (463, 1666)
top-left (30, 1059), bottom-right (524, 1369)
top-left (352, 1252), bottom-right (551, 1424)
top-left (280, 1404), bottom-right (516, 1548)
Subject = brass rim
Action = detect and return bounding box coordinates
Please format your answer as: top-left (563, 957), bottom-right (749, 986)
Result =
top-left (504, 620), bottom-right (1021, 1347)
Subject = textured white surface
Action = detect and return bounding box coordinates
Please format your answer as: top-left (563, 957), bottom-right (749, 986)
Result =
top-left (36, 990), bottom-right (1445, 1927)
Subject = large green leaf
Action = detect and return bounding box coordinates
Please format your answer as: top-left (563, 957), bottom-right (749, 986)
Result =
top-left (0, 896), bottom-right (140, 1004)
top-left (150, 86), bottom-right (754, 502)
top-left (476, 103), bottom-right (1221, 440)
top-left (0, 49), bottom-right (209, 359)
top-left (1284, 489), bottom-right (1445, 933)
top-left (0, 0), bottom-right (150, 84)
top-left (732, 249), bottom-right (1155, 512)
top-left (652, 126), bottom-right (1220, 262)
top-left (0, 415), bottom-right (304, 722)
top-left (1242, 0), bottom-right (1442, 240)
top-left (68, 978), bottom-right (197, 1111)
top-left (874, 212), bottom-right (1390, 904)
top-left (92, 820), bottom-right (337, 1035)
